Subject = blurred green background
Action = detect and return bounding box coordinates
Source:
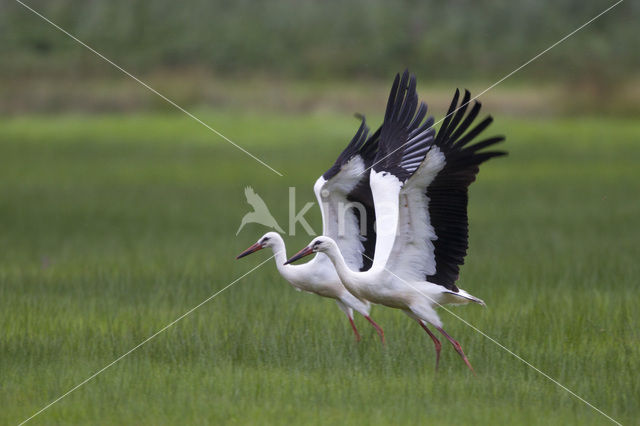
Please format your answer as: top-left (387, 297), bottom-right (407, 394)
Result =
top-left (1, 1), bottom-right (639, 425)
top-left (1, 0), bottom-right (639, 115)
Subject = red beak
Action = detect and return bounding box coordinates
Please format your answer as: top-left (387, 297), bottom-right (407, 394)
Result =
top-left (236, 242), bottom-right (264, 259)
top-left (284, 246), bottom-right (314, 265)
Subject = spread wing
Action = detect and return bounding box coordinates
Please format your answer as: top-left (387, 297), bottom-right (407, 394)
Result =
top-left (314, 117), bottom-right (379, 271)
top-left (368, 69), bottom-right (436, 270)
top-left (386, 89), bottom-right (506, 291)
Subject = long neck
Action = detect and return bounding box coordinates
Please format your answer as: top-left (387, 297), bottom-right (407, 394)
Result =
top-left (323, 244), bottom-right (359, 284)
top-left (269, 239), bottom-right (289, 275)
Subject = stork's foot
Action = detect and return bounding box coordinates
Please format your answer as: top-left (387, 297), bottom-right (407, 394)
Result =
top-left (436, 326), bottom-right (475, 375)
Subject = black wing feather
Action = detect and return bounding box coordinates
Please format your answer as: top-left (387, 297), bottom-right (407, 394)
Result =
top-left (322, 117), bottom-right (374, 180)
top-left (347, 181), bottom-right (377, 271)
top-left (372, 69), bottom-right (435, 182)
top-left (426, 90), bottom-right (506, 291)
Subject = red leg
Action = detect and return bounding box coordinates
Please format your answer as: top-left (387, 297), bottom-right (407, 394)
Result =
top-left (348, 316), bottom-right (361, 342)
top-left (417, 320), bottom-right (441, 371)
top-left (365, 316), bottom-right (385, 345)
top-left (436, 326), bottom-right (475, 375)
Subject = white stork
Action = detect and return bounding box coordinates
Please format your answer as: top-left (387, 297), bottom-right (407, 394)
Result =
top-left (236, 114), bottom-right (391, 342)
top-left (286, 70), bottom-right (506, 371)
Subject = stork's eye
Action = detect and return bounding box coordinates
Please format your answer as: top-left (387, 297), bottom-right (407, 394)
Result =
top-left (262, 237), bottom-right (270, 244)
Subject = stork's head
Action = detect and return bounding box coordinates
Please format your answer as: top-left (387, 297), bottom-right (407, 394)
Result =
top-left (284, 236), bottom-right (333, 264)
top-left (236, 232), bottom-right (281, 259)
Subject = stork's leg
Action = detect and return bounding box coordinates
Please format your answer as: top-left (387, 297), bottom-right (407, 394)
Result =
top-left (435, 326), bottom-right (475, 374)
top-left (365, 316), bottom-right (385, 344)
top-left (416, 320), bottom-right (441, 370)
top-left (335, 300), bottom-right (361, 342)
top-left (347, 316), bottom-right (361, 342)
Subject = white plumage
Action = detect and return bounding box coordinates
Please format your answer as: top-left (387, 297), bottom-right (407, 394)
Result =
top-left (286, 70), bottom-right (505, 371)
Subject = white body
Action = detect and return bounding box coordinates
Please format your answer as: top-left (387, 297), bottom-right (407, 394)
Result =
top-left (264, 233), bottom-right (371, 318)
top-left (315, 237), bottom-right (476, 328)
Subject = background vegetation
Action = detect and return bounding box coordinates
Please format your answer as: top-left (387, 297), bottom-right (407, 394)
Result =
top-left (1, 0), bottom-right (639, 115)
top-left (2, 0), bottom-right (638, 81)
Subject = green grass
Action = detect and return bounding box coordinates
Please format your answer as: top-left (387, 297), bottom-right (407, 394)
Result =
top-left (1, 112), bottom-right (639, 425)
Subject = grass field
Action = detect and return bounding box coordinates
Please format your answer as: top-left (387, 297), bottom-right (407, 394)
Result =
top-left (1, 111), bottom-right (639, 425)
